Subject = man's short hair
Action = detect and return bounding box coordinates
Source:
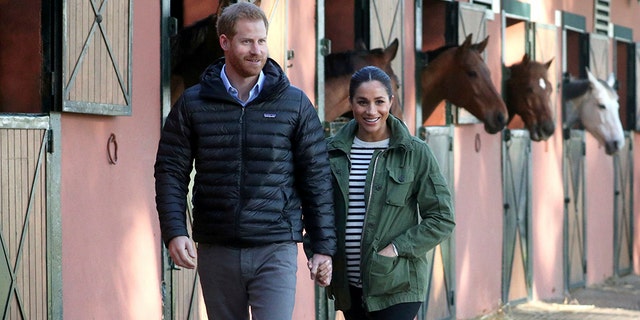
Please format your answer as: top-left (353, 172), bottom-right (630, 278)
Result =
top-left (216, 2), bottom-right (269, 39)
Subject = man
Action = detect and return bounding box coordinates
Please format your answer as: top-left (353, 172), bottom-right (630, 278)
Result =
top-left (154, 3), bottom-right (335, 319)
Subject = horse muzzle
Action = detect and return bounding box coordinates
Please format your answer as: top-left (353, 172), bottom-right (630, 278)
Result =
top-left (530, 120), bottom-right (555, 141)
top-left (604, 139), bottom-right (624, 155)
top-left (483, 110), bottom-right (508, 134)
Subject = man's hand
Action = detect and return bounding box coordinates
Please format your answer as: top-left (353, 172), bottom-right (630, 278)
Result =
top-left (168, 236), bottom-right (197, 269)
top-left (308, 254), bottom-right (332, 287)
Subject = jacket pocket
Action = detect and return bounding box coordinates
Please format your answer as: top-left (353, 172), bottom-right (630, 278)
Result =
top-left (385, 168), bottom-right (415, 206)
top-left (368, 252), bottom-right (410, 296)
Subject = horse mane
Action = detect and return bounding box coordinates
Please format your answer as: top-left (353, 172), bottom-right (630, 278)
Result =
top-left (424, 44), bottom-right (458, 63)
top-left (562, 79), bottom-right (590, 100)
top-left (325, 50), bottom-right (367, 79)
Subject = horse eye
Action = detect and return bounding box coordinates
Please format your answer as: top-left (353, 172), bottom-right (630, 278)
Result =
top-left (598, 104), bottom-right (606, 109)
top-left (466, 70), bottom-right (478, 78)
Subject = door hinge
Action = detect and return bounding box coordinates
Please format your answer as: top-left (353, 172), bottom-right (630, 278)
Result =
top-left (47, 129), bottom-right (54, 153)
top-left (449, 290), bottom-right (455, 306)
top-left (50, 71), bottom-right (56, 96)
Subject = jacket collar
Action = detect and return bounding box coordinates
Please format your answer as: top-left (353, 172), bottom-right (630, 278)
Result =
top-left (198, 57), bottom-right (290, 104)
top-left (328, 114), bottom-right (414, 154)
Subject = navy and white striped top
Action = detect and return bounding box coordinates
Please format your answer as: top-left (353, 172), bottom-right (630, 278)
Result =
top-left (346, 136), bottom-right (389, 287)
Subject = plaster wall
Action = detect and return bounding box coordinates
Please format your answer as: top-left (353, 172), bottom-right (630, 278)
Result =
top-left (609, 0), bottom-right (640, 280)
top-left (54, 0), bottom-right (640, 319)
top-left (60, 0), bottom-right (163, 318)
top-left (529, 57), bottom-right (565, 304)
top-left (635, 134), bottom-right (640, 275)
top-left (453, 16), bottom-right (505, 319)
top-left (454, 126), bottom-right (504, 319)
top-left (585, 136), bottom-right (616, 284)
top-left (517, 0), bottom-right (639, 297)
top-left (287, 2), bottom-right (322, 318)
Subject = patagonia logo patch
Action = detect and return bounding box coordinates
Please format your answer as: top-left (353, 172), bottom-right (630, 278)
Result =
top-left (263, 113), bottom-right (277, 118)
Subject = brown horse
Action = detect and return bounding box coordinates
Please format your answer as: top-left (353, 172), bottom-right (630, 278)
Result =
top-left (505, 54), bottom-right (555, 141)
top-left (419, 34), bottom-right (507, 134)
top-left (324, 39), bottom-right (403, 122)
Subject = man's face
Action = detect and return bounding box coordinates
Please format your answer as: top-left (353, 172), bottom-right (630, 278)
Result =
top-left (220, 18), bottom-right (268, 78)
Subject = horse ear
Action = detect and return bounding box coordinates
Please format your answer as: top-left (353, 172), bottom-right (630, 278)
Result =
top-left (475, 36), bottom-right (489, 53)
top-left (461, 34), bottom-right (473, 48)
top-left (522, 53), bottom-right (531, 64)
top-left (586, 67), bottom-right (599, 86)
top-left (354, 38), bottom-right (368, 51)
top-left (606, 73), bottom-right (616, 88)
top-left (544, 57), bottom-right (554, 70)
top-left (384, 38), bottom-right (399, 61)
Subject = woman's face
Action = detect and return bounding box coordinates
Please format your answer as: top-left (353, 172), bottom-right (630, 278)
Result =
top-left (350, 80), bottom-right (393, 142)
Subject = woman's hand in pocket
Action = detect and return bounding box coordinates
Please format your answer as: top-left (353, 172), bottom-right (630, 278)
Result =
top-left (378, 243), bottom-right (398, 258)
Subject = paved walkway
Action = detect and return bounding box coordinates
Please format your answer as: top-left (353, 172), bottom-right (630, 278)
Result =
top-left (469, 274), bottom-right (640, 320)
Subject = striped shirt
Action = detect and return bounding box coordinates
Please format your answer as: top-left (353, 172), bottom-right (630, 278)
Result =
top-left (346, 137), bottom-right (389, 287)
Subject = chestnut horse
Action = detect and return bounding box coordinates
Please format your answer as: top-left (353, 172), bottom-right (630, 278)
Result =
top-left (563, 68), bottom-right (625, 155)
top-left (324, 39), bottom-right (403, 122)
top-left (505, 54), bottom-right (555, 141)
top-left (419, 34), bottom-right (507, 134)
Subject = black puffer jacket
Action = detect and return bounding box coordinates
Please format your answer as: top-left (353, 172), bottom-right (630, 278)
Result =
top-left (155, 58), bottom-right (336, 256)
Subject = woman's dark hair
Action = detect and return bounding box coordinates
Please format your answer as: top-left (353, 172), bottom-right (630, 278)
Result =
top-left (349, 66), bottom-right (394, 101)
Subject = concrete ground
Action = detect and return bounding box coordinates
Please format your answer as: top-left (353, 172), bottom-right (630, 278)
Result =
top-left (468, 274), bottom-right (640, 320)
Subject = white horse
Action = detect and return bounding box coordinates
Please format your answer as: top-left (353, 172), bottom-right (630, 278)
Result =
top-left (563, 68), bottom-right (625, 155)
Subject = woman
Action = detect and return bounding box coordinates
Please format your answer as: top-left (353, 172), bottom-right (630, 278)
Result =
top-left (322, 66), bottom-right (455, 320)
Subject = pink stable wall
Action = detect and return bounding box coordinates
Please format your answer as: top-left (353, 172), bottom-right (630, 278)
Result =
top-left (527, 1), bottom-right (567, 302)
top-left (558, 0), bottom-right (640, 286)
top-left (286, 1), bottom-right (324, 318)
top-left (568, 0), bottom-right (616, 286)
top-left (60, 0), bottom-right (163, 318)
top-left (609, 0), bottom-right (640, 277)
top-left (500, 1), bottom-right (639, 311)
top-left (49, 0), bottom-right (640, 319)
top-left (454, 18), bottom-right (505, 319)
top-left (636, 136), bottom-right (640, 275)
top-left (504, 2), bottom-right (581, 304)
top-left (402, 2), bottom-right (417, 133)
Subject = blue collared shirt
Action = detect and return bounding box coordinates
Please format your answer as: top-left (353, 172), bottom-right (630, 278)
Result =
top-left (221, 65), bottom-right (265, 107)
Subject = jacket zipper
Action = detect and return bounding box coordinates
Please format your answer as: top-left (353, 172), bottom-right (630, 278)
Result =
top-left (359, 149), bottom-right (385, 288)
top-left (236, 107), bottom-right (246, 241)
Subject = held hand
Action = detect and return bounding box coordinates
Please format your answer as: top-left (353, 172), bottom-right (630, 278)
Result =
top-left (308, 254), bottom-right (332, 287)
top-left (168, 236), bottom-right (197, 269)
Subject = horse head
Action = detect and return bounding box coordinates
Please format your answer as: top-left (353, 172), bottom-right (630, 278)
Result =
top-left (420, 34), bottom-right (508, 134)
top-left (506, 54), bottom-right (555, 141)
top-left (324, 39), bottom-right (402, 122)
top-left (563, 68), bottom-right (624, 155)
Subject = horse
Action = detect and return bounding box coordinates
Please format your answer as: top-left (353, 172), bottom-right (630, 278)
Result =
top-left (323, 39), bottom-right (403, 122)
top-left (505, 54), bottom-right (555, 141)
top-left (419, 34), bottom-right (508, 134)
top-left (170, 0), bottom-right (260, 106)
top-left (563, 67), bottom-right (625, 155)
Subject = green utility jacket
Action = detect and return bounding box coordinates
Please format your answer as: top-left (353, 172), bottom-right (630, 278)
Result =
top-left (326, 115), bottom-right (455, 312)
